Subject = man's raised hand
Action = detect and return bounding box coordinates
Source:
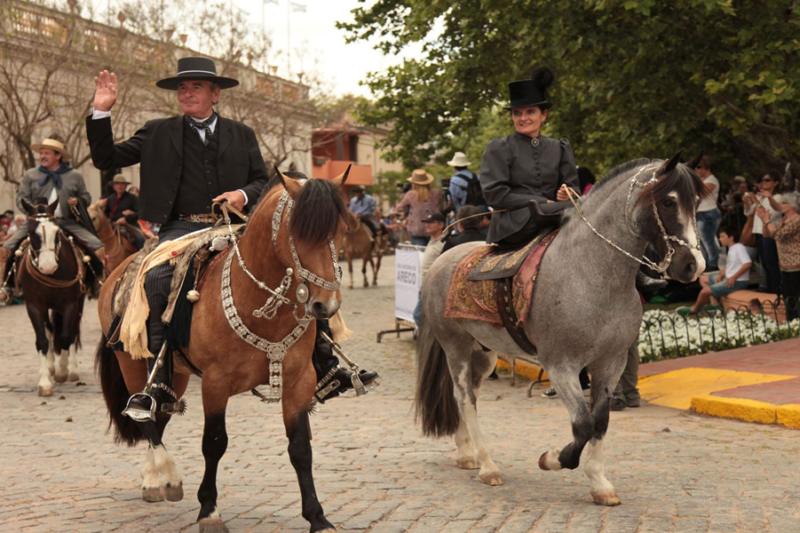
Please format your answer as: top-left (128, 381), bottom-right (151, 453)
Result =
top-left (93, 70), bottom-right (119, 112)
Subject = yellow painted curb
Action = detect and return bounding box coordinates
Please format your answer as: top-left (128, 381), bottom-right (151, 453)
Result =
top-left (777, 404), bottom-right (800, 429)
top-left (496, 358), bottom-right (547, 383)
top-left (691, 395), bottom-right (777, 424)
top-left (639, 368), bottom-right (794, 410)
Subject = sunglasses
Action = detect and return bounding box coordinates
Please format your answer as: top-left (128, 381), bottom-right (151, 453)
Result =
top-left (759, 178), bottom-right (776, 183)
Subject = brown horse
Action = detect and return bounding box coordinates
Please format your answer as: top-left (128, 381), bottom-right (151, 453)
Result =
top-left (341, 217), bottom-right (384, 288)
top-left (88, 201), bottom-right (140, 272)
top-left (17, 200), bottom-right (89, 396)
top-left (96, 171), bottom-right (355, 533)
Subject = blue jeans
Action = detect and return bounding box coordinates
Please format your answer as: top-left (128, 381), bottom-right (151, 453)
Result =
top-left (696, 209), bottom-right (721, 270)
top-left (756, 234), bottom-right (781, 294)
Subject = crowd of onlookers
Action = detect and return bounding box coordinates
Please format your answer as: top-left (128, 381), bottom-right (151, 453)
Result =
top-left (0, 210), bottom-right (26, 247)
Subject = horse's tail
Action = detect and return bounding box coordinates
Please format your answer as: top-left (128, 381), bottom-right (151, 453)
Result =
top-left (95, 334), bottom-right (144, 446)
top-left (414, 318), bottom-right (460, 437)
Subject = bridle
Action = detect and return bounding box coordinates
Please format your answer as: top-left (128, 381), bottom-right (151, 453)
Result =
top-left (565, 164), bottom-right (701, 274)
top-left (27, 213), bottom-right (63, 270)
top-left (219, 189), bottom-right (343, 402)
top-left (23, 214), bottom-right (87, 292)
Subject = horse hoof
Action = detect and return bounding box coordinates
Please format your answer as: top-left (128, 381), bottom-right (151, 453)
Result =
top-left (142, 487), bottom-right (165, 502)
top-left (53, 372), bottom-right (68, 384)
top-left (38, 385), bottom-right (53, 397)
top-left (164, 482), bottom-right (184, 502)
top-left (456, 458), bottom-right (479, 470)
top-left (592, 491), bottom-right (621, 506)
top-left (538, 449), bottom-right (562, 471)
top-left (479, 472), bottom-right (504, 486)
top-left (198, 518), bottom-right (229, 533)
top-left (68, 373), bottom-right (80, 382)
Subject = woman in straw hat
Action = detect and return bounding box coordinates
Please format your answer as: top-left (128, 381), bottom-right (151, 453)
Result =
top-left (480, 67), bottom-right (580, 246)
top-left (394, 169), bottom-right (442, 246)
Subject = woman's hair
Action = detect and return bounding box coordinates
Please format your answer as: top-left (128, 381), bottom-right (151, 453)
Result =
top-left (413, 182), bottom-right (431, 202)
top-left (782, 191), bottom-right (800, 213)
top-left (766, 171), bottom-right (784, 194)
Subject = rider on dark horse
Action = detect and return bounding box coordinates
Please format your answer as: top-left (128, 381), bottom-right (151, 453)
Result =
top-left (100, 174), bottom-right (145, 250)
top-left (0, 137), bottom-right (105, 303)
top-left (86, 57), bottom-right (377, 418)
top-left (480, 67), bottom-right (666, 291)
top-left (348, 185), bottom-right (385, 240)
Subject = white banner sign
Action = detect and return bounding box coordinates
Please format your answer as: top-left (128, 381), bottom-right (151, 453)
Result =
top-left (394, 245), bottom-right (425, 322)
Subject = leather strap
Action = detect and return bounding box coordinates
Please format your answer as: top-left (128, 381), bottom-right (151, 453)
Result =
top-left (496, 278), bottom-right (537, 355)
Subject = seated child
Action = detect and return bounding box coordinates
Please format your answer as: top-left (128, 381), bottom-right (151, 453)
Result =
top-left (678, 226), bottom-right (751, 316)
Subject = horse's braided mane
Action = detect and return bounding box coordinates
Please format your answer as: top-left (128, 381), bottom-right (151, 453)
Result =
top-left (588, 158), bottom-right (652, 195)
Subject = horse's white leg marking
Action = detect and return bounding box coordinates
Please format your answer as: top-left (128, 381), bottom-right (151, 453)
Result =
top-left (140, 444), bottom-right (164, 502)
top-left (67, 345), bottom-right (80, 382)
top-left (539, 447), bottom-right (564, 471)
top-left (37, 353), bottom-right (53, 397)
top-left (584, 439), bottom-right (620, 506)
top-left (54, 347), bottom-right (69, 383)
top-left (455, 365), bottom-right (502, 485)
top-left (154, 444), bottom-right (184, 501)
top-left (454, 419), bottom-right (478, 469)
top-left (45, 329), bottom-right (55, 376)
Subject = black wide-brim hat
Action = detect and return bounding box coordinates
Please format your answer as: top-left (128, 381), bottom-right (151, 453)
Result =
top-left (156, 57), bottom-right (239, 90)
top-left (503, 79), bottom-right (552, 110)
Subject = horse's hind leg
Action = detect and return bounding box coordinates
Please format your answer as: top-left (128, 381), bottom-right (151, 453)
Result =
top-left (444, 342), bottom-right (502, 485)
top-left (362, 256), bottom-right (370, 287)
top-left (347, 256), bottom-right (354, 290)
top-left (372, 252), bottom-right (382, 286)
top-left (538, 366), bottom-right (594, 472)
top-left (583, 353), bottom-right (627, 506)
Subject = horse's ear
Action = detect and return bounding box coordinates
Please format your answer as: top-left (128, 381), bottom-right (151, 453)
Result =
top-left (21, 199), bottom-right (35, 216)
top-left (46, 199), bottom-right (59, 216)
top-left (656, 149), bottom-right (684, 176)
top-left (685, 151), bottom-right (704, 171)
top-left (275, 165), bottom-right (302, 199)
top-left (331, 164), bottom-right (352, 189)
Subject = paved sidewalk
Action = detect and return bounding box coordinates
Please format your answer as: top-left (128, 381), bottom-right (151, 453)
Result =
top-left (639, 340), bottom-right (800, 428)
top-left (2, 255), bottom-right (800, 532)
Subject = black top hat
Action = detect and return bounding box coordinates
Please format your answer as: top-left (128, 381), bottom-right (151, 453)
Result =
top-left (504, 67), bottom-right (555, 110)
top-left (156, 57), bottom-right (239, 90)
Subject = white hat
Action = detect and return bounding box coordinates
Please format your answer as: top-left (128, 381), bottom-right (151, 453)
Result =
top-left (447, 152), bottom-right (470, 167)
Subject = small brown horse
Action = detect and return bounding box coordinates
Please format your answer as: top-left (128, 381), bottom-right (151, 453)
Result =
top-left (96, 171), bottom-right (355, 533)
top-left (341, 217), bottom-right (384, 288)
top-left (88, 201), bottom-right (140, 272)
top-left (17, 200), bottom-right (88, 396)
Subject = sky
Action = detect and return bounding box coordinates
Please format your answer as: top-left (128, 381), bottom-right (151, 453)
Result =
top-left (229, 0), bottom-right (410, 97)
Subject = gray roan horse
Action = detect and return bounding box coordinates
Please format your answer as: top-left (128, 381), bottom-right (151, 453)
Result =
top-left (415, 153), bottom-right (706, 506)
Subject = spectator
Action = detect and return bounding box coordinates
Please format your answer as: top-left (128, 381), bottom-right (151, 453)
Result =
top-left (447, 152), bottom-right (482, 211)
top-left (129, 186), bottom-right (140, 196)
top-left (677, 226), bottom-right (751, 316)
top-left (611, 343), bottom-right (642, 411)
top-left (7, 214), bottom-right (24, 235)
top-left (443, 206), bottom-right (487, 253)
top-left (413, 212), bottom-right (446, 324)
top-left (745, 171), bottom-right (784, 294)
top-left (578, 167), bottom-right (596, 195)
top-left (694, 155), bottom-right (722, 271)
top-left (395, 169), bottom-right (442, 246)
top-left (0, 210), bottom-right (12, 231)
top-left (0, 226), bottom-right (7, 246)
top-left (758, 191), bottom-right (800, 322)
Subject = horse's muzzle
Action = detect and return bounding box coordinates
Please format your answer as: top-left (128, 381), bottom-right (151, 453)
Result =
top-left (308, 299), bottom-right (340, 320)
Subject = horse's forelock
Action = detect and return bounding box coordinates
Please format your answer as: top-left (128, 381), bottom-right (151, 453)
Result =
top-left (641, 164), bottom-right (706, 216)
top-left (290, 179), bottom-right (347, 246)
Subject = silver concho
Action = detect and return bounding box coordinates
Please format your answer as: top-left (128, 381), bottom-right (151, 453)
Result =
top-left (296, 283), bottom-right (309, 303)
top-left (210, 236), bottom-right (230, 251)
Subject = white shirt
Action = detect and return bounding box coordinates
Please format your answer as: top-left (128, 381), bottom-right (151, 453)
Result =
top-left (48, 187), bottom-right (63, 218)
top-left (91, 109), bottom-right (247, 205)
top-left (420, 237), bottom-right (445, 279)
top-left (747, 193), bottom-right (783, 235)
top-left (697, 174), bottom-right (720, 212)
top-left (725, 242), bottom-right (752, 282)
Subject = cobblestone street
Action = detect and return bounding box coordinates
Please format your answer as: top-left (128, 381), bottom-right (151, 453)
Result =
top-left (1, 255), bottom-right (800, 533)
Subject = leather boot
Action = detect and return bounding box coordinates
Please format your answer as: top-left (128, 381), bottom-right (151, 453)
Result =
top-left (0, 247), bottom-right (10, 302)
top-left (124, 316), bottom-right (178, 419)
top-left (313, 320), bottom-right (378, 403)
top-left (635, 271), bottom-right (668, 293)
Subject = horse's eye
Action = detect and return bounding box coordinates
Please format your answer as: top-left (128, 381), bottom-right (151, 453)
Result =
top-left (662, 198), bottom-right (676, 209)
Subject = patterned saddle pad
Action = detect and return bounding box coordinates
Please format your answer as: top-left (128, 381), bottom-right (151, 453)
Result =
top-left (444, 231), bottom-right (558, 326)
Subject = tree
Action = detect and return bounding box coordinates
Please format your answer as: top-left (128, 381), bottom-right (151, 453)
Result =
top-left (340, 0), bottom-right (800, 179)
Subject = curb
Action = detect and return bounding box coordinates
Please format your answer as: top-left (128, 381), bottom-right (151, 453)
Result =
top-left (691, 395), bottom-right (800, 429)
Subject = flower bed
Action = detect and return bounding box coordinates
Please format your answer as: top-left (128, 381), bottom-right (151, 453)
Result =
top-left (638, 309), bottom-right (800, 363)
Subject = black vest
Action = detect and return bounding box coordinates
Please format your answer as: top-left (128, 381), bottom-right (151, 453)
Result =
top-left (173, 120), bottom-right (221, 216)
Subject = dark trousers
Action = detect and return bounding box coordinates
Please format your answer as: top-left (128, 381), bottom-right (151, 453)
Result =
top-left (782, 270), bottom-right (800, 323)
top-left (144, 221), bottom-right (211, 353)
top-left (756, 235), bottom-right (781, 294)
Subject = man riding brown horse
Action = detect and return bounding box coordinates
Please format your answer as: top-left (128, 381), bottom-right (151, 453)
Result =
top-left (86, 57), bottom-right (376, 419)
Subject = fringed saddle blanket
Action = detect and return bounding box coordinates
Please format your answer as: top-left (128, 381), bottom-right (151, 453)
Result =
top-left (444, 231), bottom-right (558, 326)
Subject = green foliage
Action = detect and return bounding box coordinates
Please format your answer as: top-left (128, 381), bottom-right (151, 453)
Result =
top-left (340, 0), bottom-right (800, 179)
top-left (371, 169), bottom-right (405, 206)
